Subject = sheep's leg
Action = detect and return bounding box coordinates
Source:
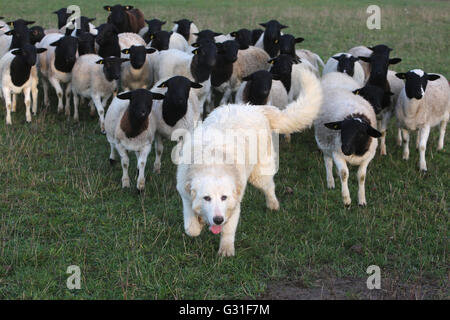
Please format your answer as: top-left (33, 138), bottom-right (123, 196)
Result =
top-left (24, 87), bottom-right (32, 123)
top-left (182, 197), bottom-right (203, 237)
top-left (11, 94), bottom-right (17, 112)
top-left (218, 203), bottom-right (240, 257)
top-left (219, 87), bottom-right (232, 105)
top-left (379, 110), bottom-right (392, 155)
top-left (42, 78), bottom-right (50, 107)
top-left (91, 95), bottom-right (106, 133)
top-left (109, 143), bottom-right (117, 164)
top-left (333, 153), bottom-right (351, 207)
top-left (357, 160), bottom-right (370, 206)
top-left (4, 89), bottom-right (12, 125)
top-left (116, 144), bottom-right (130, 188)
top-left (49, 77), bottom-right (64, 113)
top-left (418, 125), bottom-right (430, 171)
top-left (89, 100), bottom-right (96, 117)
top-left (72, 93), bottom-right (80, 122)
top-left (415, 130), bottom-right (421, 150)
top-left (437, 118), bottom-right (448, 150)
top-left (64, 82), bottom-right (72, 117)
top-left (324, 154), bottom-right (335, 189)
top-left (397, 128), bottom-right (402, 146)
top-left (402, 129), bottom-right (410, 160)
top-left (136, 144), bottom-right (152, 191)
top-left (31, 80), bottom-right (38, 115)
top-left (153, 134), bottom-right (164, 174)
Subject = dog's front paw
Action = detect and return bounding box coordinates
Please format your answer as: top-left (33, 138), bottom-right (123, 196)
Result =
top-left (185, 220), bottom-right (203, 237)
top-left (218, 242), bottom-right (235, 257)
top-left (267, 197), bottom-right (279, 211)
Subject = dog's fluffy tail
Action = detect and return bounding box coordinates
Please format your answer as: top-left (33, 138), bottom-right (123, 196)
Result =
top-left (261, 68), bottom-right (322, 134)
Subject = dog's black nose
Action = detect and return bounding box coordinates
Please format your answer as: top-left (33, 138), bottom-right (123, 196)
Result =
top-left (213, 216), bottom-right (224, 225)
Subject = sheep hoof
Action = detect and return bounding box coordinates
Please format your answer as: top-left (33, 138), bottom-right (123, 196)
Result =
top-left (109, 159), bottom-right (116, 166)
top-left (358, 202), bottom-right (367, 207)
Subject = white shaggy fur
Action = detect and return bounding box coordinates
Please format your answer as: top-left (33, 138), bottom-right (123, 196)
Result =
top-left (395, 73), bottom-right (449, 171)
top-left (322, 52), bottom-right (365, 86)
top-left (0, 32), bottom-right (12, 57)
top-left (71, 54), bottom-right (119, 132)
top-left (320, 71), bottom-right (360, 93)
top-left (118, 32), bottom-right (146, 50)
top-left (295, 49), bottom-right (324, 76)
top-left (176, 69), bottom-right (322, 256)
top-left (314, 88), bottom-right (379, 206)
top-left (121, 48), bottom-right (153, 91)
top-left (287, 60), bottom-right (324, 102)
top-left (149, 32), bottom-right (190, 52)
top-left (105, 96), bottom-right (157, 191)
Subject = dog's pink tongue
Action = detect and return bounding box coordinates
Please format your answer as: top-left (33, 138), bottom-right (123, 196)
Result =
top-left (209, 225), bottom-right (223, 235)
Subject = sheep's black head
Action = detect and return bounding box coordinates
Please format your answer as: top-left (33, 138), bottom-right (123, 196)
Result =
top-left (50, 33), bottom-right (79, 72)
top-left (251, 29), bottom-right (264, 46)
top-left (95, 23), bottom-right (118, 46)
top-left (192, 41), bottom-right (218, 68)
top-left (325, 115), bottom-right (381, 156)
top-left (359, 53), bottom-right (401, 82)
top-left (53, 8), bottom-right (71, 29)
top-left (6, 19), bottom-right (34, 49)
top-left (259, 19), bottom-right (288, 57)
top-left (104, 5), bottom-right (133, 28)
top-left (216, 40), bottom-right (239, 63)
top-left (158, 76), bottom-right (202, 126)
top-left (332, 53), bottom-right (359, 77)
top-left (122, 45), bottom-right (156, 69)
top-left (194, 29), bottom-right (222, 44)
top-left (367, 44), bottom-right (392, 56)
top-left (395, 69), bottom-right (440, 100)
top-left (75, 16), bottom-right (96, 33)
top-left (230, 28), bottom-right (252, 50)
top-left (11, 43), bottom-right (46, 66)
top-left (173, 19), bottom-right (192, 41)
top-left (269, 54), bottom-right (298, 78)
top-left (279, 34), bottom-right (304, 57)
top-left (149, 31), bottom-right (173, 51)
top-left (118, 89), bottom-right (164, 122)
top-left (143, 19), bottom-right (166, 43)
top-left (77, 32), bottom-right (96, 55)
top-left (29, 26), bottom-right (45, 45)
top-left (242, 70), bottom-right (278, 105)
top-left (96, 56), bottom-right (129, 81)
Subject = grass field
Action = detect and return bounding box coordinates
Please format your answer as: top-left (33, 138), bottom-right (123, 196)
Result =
top-left (0, 0), bottom-right (448, 299)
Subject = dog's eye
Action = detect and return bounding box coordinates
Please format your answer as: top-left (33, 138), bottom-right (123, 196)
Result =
top-left (203, 196), bottom-right (211, 202)
top-left (221, 195), bottom-right (227, 201)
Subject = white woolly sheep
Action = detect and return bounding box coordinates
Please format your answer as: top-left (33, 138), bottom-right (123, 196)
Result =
top-left (172, 19), bottom-right (199, 45)
top-left (0, 44), bottom-right (46, 124)
top-left (323, 53), bottom-right (365, 86)
top-left (71, 54), bottom-right (129, 132)
top-left (105, 89), bottom-right (165, 190)
top-left (395, 69), bottom-right (449, 171)
top-left (120, 45), bottom-right (156, 91)
top-left (314, 86), bottom-right (381, 206)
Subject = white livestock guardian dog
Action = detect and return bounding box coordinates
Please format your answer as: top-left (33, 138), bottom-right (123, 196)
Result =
top-left (176, 69), bottom-right (322, 256)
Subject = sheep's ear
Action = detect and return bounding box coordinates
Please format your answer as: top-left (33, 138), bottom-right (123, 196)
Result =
top-left (25, 20), bottom-right (35, 25)
top-left (121, 48), bottom-right (130, 54)
top-left (190, 81), bottom-right (202, 89)
top-left (271, 73), bottom-right (282, 81)
top-left (274, 38), bottom-right (279, 44)
top-left (7, 21), bottom-right (14, 27)
top-left (146, 48), bottom-right (156, 54)
top-left (50, 39), bottom-right (61, 47)
top-left (37, 48), bottom-right (47, 54)
top-left (293, 56), bottom-right (301, 64)
top-left (295, 37), bottom-right (304, 43)
top-left (124, 5), bottom-right (134, 10)
top-left (352, 89), bottom-right (361, 95)
top-left (161, 21), bottom-right (167, 25)
top-left (0, 16), bottom-right (4, 19)
top-left (192, 48), bottom-right (199, 55)
top-left (104, 6), bottom-right (112, 12)
top-left (191, 42), bottom-right (200, 48)
top-left (427, 74), bottom-right (440, 81)
top-left (332, 56), bottom-right (341, 61)
top-left (88, 18), bottom-right (96, 23)
top-left (11, 48), bottom-right (22, 56)
top-left (151, 92), bottom-right (165, 100)
top-left (4, 30), bottom-right (14, 36)
top-left (324, 121), bottom-right (342, 130)
top-left (350, 56), bottom-right (359, 62)
top-left (120, 58), bottom-right (130, 63)
top-left (358, 56), bottom-right (371, 63)
top-left (268, 58), bottom-right (276, 65)
top-left (388, 91), bottom-right (395, 96)
top-left (367, 125), bottom-right (382, 138)
top-left (117, 91), bottom-right (132, 100)
top-left (213, 32), bottom-right (222, 37)
top-left (259, 22), bottom-right (267, 28)
top-left (395, 72), bottom-right (406, 80)
top-left (158, 80), bottom-right (168, 88)
top-left (96, 59), bottom-right (104, 65)
top-left (280, 24), bottom-right (288, 29)
top-left (230, 31), bottom-right (237, 37)
top-left (149, 33), bottom-right (155, 40)
top-left (389, 58), bottom-right (401, 65)
top-left (242, 75), bottom-right (252, 81)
